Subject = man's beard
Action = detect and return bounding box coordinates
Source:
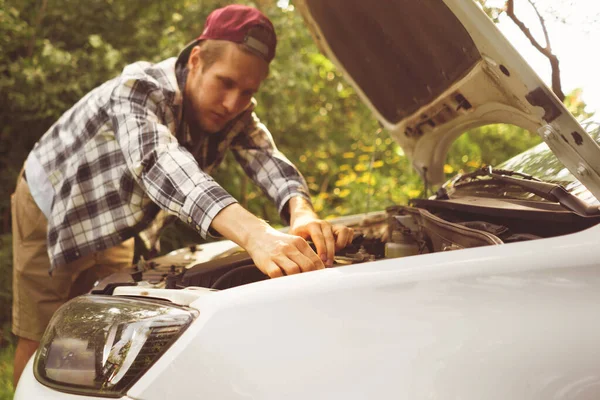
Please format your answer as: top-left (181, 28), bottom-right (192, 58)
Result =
top-left (183, 97), bottom-right (210, 139)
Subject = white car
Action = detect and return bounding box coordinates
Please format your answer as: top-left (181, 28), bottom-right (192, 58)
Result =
top-left (15, 0), bottom-right (600, 399)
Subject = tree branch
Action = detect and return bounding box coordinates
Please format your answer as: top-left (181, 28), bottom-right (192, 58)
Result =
top-left (527, 0), bottom-right (551, 50)
top-left (506, 0), bottom-right (544, 53)
top-left (505, 0), bottom-right (565, 101)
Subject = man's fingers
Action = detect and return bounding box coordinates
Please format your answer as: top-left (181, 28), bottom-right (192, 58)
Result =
top-left (322, 223), bottom-right (336, 267)
top-left (291, 237), bottom-right (325, 271)
top-left (251, 226), bottom-right (338, 279)
top-left (281, 250), bottom-right (322, 273)
top-left (334, 227), bottom-right (351, 251)
top-left (268, 237), bottom-right (324, 276)
top-left (273, 255), bottom-right (301, 275)
top-left (264, 261), bottom-right (284, 278)
top-left (347, 228), bottom-right (355, 247)
top-left (306, 224), bottom-right (327, 264)
top-left (333, 226), bottom-right (355, 251)
top-left (305, 223), bottom-right (352, 266)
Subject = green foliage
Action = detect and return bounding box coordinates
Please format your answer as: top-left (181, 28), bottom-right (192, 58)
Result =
top-left (0, 235), bottom-right (13, 336)
top-left (474, 0), bottom-right (504, 22)
top-left (0, 235), bottom-right (13, 398)
top-left (564, 88), bottom-right (595, 120)
top-left (0, 343), bottom-right (14, 400)
top-left (445, 124), bottom-right (542, 178)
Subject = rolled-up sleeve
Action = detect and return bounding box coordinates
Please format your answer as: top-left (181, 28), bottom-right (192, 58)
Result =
top-left (110, 78), bottom-right (237, 238)
top-left (231, 112), bottom-right (312, 223)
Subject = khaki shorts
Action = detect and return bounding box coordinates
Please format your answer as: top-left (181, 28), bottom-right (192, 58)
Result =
top-left (11, 171), bottom-right (134, 341)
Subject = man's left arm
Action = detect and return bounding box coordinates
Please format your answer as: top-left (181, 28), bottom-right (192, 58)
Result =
top-left (230, 112), bottom-right (353, 266)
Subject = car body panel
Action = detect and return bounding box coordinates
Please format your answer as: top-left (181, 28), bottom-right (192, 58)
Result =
top-left (16, 225), bottom-right (600, 399)
top-left (123, 224), bottom-right (600, 400)
top-left (295, 0), bottom-right (600, 200)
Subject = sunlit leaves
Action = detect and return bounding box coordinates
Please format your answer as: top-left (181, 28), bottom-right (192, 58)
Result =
top-left (446, 123), bottom-right (543, 180)
top-left (564, 88), bottom-right (595, 120)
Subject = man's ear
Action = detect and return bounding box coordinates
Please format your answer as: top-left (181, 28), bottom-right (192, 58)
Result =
top-left (187, 45), bottom-right (203, 71)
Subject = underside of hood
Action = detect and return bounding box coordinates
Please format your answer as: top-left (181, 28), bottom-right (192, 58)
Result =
top-left (296, 0), bottom-right (600, 201)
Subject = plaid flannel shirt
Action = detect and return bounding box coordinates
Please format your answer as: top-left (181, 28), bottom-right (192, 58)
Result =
top-left (31, 57), bottom-right (311, 272)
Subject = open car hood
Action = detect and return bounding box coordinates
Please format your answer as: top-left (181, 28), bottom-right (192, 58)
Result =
top-left (296, 0), bottom-right (600, 200)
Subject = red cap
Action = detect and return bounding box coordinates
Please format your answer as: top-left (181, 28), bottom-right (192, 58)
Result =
top-left (196, 5), bottom-right (277, 62)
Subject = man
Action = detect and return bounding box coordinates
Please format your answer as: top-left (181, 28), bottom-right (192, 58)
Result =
top-left (11, 5), bottom-right (354, 385)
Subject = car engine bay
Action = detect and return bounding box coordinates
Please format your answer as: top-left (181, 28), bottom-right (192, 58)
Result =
top-left (91, 197), bottom-right (600, 294)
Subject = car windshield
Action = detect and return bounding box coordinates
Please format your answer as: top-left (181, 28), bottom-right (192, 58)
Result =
top-left (496, 120), bottom-right (600, 205)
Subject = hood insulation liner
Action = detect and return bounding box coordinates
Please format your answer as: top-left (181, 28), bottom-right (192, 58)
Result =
top-left (305, 0), bottom-right (481, 123)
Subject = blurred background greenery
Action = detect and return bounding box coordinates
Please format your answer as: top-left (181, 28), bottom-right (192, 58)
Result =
top-left (0, 0), bottom-right (593, 396)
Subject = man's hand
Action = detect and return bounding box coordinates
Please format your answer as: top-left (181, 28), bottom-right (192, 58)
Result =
top-left (245, 228), bottom-right (325, 278)
top-left (288, 197), bottom-right (354, 267)
top-left (210, 203), bottom-right (326, 278)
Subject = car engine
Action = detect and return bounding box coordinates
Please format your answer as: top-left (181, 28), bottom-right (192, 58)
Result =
top-left (91, 195), bottom-right (600, 294)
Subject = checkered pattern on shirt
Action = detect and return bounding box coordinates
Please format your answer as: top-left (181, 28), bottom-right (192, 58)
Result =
top-left (31, 57), bottom-right (311, 271)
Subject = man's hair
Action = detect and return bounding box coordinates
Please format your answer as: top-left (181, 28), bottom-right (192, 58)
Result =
top-left (196, 40), bottom-right (227, 71)
top-left (196, 40), bottom-right (270, 75)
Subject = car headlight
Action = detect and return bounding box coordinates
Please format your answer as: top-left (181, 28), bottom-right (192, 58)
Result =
top-left (34, 295), bottom-right (197, 397)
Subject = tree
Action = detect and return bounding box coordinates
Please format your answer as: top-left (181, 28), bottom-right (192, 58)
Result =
top-left (478, 0), bottom-right (599, 102)
top-left (505, 0), bottom-right (564, 100)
